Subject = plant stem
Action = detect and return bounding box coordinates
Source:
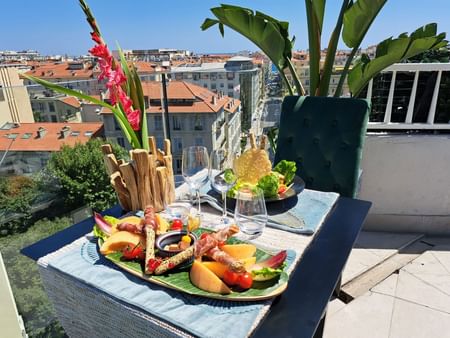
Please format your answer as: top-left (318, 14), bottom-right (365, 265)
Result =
top-left (334, 47), bottom-right (358, 97)
top-left (305, 0), bottom-right (321, 96)
top-left (318, 0), bottom-right (350, 96)
top-left (275, 64), bottom-right (294, 95)
top-left (286, 57), bottom-right (305, 96)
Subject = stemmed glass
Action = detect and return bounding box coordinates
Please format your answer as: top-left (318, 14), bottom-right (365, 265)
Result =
top-left (209, 149), bottom-right (237, 224)
top-left (234, 186), bottom-right (268, 240)
top-left (182, 146), bottom-right (209, 214)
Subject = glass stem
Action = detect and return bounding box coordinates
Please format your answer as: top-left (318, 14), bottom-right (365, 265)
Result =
top-left (222, 191), bottom-right (227, 219)
top-left (196, 189), bottom-right (201, 214)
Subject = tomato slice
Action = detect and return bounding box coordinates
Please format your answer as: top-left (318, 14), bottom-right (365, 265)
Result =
top-left (122, 245), bottom-right (144, 260)
top-left (278, 184), bottom-right (287, 195)
top-left (200, 233), bottom-right (209, 240)
top-left (237, 272), bottom-right (253, 289)
top-left (223, 269), bottom-right (240, 286)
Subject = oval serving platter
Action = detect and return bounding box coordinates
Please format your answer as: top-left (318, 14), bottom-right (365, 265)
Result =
top-left (99, 229), bottom-right (294, 301)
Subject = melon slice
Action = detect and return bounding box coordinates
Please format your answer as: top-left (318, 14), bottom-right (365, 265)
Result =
top-left (221, 244), bottom-right (256, 260)
top-left (155, 214), bottom-right (170, 235)
top-left (203, 256), bottom-right (257, 278)
top-left (100, 231), bottom-right (145, 255)
top-left (189, 260), bottom-right (231, 294)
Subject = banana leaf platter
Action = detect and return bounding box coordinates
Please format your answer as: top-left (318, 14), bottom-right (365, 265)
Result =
top-left (98, 228), bottom-right (294, 301)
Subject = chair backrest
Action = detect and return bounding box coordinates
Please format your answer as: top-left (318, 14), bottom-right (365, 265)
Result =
top-left (274, 96), bottom-right (370, 198)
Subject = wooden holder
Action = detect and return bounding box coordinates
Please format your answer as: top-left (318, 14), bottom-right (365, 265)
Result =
top-left (102, 141), bottom-right (176, 212)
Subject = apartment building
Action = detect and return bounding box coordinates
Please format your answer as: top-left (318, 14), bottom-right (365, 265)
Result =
top-left (30, 94), bottom-right (81, 122)
top-left (0, 66), bottom-right (34, 125)
top-left (0, 122), bottom-right (103, 175)
top-left (171, 56), bottom-right (262, 130)
top-left (115, 49), bottom-right (192, 63)
top-left (22, 61), bottom-right (99, 96)
top-left (101, 81), bottom-right (241, 174)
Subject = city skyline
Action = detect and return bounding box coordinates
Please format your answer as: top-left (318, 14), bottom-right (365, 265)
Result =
top-left (2, 0), bottom-right (449, 56)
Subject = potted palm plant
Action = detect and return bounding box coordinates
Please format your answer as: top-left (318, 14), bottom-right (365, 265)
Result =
top-left (201, 2), bottom-right (447, 197)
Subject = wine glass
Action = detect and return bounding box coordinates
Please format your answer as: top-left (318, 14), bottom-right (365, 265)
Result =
top-left (209, 149), bottom-right (237, 225)
top-left (234, 186), bottom-right (268, 240)
top-left (182, 146), bottom-right (209, 213)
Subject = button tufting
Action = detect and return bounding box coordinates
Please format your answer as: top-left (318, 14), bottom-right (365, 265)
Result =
top-left (303, 118), bottom-right (310, 127)
top-left (297, 156), bottom-right (303, 163)
top-left (332, 119), bottom-right (338, 126)
top-left (325, 161), bottom-right (331, 168)
top-left (287, 136), bottom-right (293, 144)
top-left (313, 137), bottom-right (320, 145)
top-left (333, 183), bottom-right (340, 190)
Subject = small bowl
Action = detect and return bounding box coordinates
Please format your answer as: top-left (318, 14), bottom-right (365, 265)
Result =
top-left (155, 230), bottom-right (197, 259)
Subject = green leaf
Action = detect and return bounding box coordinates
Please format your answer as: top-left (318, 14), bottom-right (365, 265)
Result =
top-left (312, 0), bottom-right (326, 33)
top-left (305, 0), bottom-right (323, 95)
top-left (348, 24), bottom-right (447, 96)
top-left (201, 5), bottom-right (297, 86)
top-left (22, 74), bottom-right (114, 110)
top-left (343, 0), bottom-right (387, 48)
top-left (131, 66), bottom-right (149, 151)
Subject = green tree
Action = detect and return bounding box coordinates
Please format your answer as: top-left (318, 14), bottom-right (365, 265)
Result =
top-left (47, 138), bottom-right (127, 211)
top-left (0, 176), bottom-right (39, 236)
top-left (406, 44), bottom-right (450, 63)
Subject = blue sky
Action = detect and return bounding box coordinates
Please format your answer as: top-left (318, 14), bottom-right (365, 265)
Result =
top-left (2, 0), bottom-right (449, 55)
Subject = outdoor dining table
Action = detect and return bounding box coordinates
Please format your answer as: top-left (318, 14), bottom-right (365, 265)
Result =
top-left (22, 189), bottom-right (370, 338)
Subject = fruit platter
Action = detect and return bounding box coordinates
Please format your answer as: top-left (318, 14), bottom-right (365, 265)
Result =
top-left (93, 207), bottom-right (292, 301)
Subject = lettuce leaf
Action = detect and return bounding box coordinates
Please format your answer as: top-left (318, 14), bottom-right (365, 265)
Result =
top-left (273, 160), bottom-right (297, 185)
top-left (93, 224), bottom-right (109, 241)
top-left (257, 173), bottom-right (279, 198)
top-left (251, 262), bottom-right (287, 281)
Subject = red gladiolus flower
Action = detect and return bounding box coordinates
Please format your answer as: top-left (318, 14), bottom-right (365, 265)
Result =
top-left (89, 44), bottom-right (111, 61)
top-left (126, 109), bottom-right (140, 131)
top-left (90, 31), bottom-right (102, 44)
top-left (107, 68), bottom-right (126, 88)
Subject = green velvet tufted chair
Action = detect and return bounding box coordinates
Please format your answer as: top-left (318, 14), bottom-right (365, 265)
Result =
top-left (274, 96), bottom-right (370, 198)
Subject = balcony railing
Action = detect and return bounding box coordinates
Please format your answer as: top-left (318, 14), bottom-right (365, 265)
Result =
top-left (366, 63), bottom-right (450, 130)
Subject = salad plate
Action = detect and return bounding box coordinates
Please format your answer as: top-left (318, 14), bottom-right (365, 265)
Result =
top-left (214, 175), bottom-right (305, 203)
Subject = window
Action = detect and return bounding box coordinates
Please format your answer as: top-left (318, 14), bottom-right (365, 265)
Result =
top-left (6, 133), bottom-right (18, 139)
top-left (84, 131), bottom-right (93, 137)
top-left (201, 73), bottom-right (209, 80)
top-left (228, 91), bottom-right (234, 97)
top-left (194, 137), bottom-right (203, 146)
top-left (193, 115), bottom-right (204, 131)
top-left (48, 102), bottom-right (55, 112)
top-left (39, 103), bottom-right (45, 111)
top-left (117, 137), bottom-right (125, 147)
top-left (173, 137), bottom-right (183, 152)
top-left (0, 85), bottom-right (4, 101)
top-left (172, 116), bottom-right (182, 130)
top-left (210, 73), bottom-right (217, 80)
top-left (51, 115), bottom-right (57, 122)
top-left (227, 73), bottom-right (234, 80)
top-left (211, 83), bottom-right (217, 90)
top-left (156, 137), bottom-right (164, 149)
top-left (220, 83), bottom-right (224, 88)
top-left (154, 116), bottom-right (163, 130)
top-left (193, 73), bottom-right (199, 81)
top-left (228, 83), bottom-right (234, 89)
top-left (175, 159), bottom-right (182, 174)
top-left (71, 131), bottom-right (80, 136)
top-left (21, 133), bottom-right (33, 139)
top-left (203, 83), bottom-right (208, 88)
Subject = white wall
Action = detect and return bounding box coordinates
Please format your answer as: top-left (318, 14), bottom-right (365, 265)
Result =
top-left (359, 133), bottom-right (450, 234)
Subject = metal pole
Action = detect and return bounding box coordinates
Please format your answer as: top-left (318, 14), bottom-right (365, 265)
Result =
top-left (161, 73), bottom-right (171, 141)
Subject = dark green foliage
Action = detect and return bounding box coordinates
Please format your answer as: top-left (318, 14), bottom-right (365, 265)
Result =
top-left (0, 176), bottom-right (39, 236)
top-left (406, 45), bottom-right (450, 63)
top-left (0, 217), bottom-right (71, 337)
top-left (47, 138), bottom-right (127, 211)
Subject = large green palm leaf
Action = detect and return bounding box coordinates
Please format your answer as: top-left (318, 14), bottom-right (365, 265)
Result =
top-left (201, 4), bottom-right (301, 94)
top-left (348, 24), bottom-right (447, 96)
